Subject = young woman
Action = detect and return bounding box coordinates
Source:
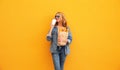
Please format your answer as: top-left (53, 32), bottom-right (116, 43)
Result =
top-left (46, 12), bottom-right (72, 70)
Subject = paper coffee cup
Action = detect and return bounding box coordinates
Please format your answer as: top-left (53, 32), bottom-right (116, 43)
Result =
top-left (52, 19), bottom-right (56, 25)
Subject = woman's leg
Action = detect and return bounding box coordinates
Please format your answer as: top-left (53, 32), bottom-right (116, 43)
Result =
top-left (52, 53), bottom-right (61, 70)
top-left (60, 47), bottom-right (67, 70)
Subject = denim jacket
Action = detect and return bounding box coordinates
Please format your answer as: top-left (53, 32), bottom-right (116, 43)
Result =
top-left (46, 26), bottom-right (72, 55)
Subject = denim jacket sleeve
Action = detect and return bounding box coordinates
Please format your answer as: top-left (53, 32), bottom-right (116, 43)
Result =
top-left (67, 26), bottom-right (72, 44)
top-left (46, 29), bottom-right (53, 41)
top-left (46, 35), bottom-right (52, 41)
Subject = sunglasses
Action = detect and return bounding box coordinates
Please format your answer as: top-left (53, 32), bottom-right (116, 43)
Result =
top-left (55, 15), bottom-right (60, 18)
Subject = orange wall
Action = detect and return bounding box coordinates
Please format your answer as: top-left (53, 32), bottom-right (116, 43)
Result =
top-left (0, 0), bottom-right (120, 70)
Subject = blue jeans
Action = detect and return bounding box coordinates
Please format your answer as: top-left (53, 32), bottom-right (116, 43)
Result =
top-left (52, 46), bottom-right (67, 70)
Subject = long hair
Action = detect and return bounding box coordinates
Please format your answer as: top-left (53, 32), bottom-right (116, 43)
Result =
top-left (55, 12), bottom-right (68, 28)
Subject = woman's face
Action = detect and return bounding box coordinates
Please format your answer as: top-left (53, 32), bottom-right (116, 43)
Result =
top-left (55, 14), bottom-right (62, 23)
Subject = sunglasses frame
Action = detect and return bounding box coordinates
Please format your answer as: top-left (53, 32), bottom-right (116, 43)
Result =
top-left (55, 15), bottom-right (60, 18)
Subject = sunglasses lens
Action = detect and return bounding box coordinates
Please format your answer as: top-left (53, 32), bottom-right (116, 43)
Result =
top-left (55, 15), bottom-right (60, 18)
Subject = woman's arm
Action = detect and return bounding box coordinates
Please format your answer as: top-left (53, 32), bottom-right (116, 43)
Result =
top-left (46, 19), bottom-right (56, 41)
top-left (46, 26), bottom-right (54, 41)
